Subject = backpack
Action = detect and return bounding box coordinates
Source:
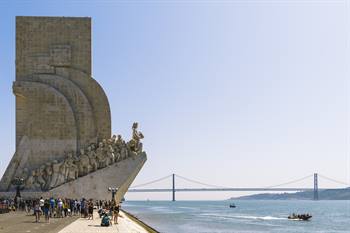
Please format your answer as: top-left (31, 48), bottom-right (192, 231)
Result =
top-left (101, 215), bottom-right (110, 226)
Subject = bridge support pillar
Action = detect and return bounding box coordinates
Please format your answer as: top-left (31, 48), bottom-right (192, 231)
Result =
top-left (172, 174), bottom-right (175, 201)
top-left (313, 173), bottom-right (318, 200)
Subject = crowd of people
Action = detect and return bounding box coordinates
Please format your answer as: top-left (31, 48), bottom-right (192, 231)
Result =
top-left (0, 197), bottom-right (122, 225)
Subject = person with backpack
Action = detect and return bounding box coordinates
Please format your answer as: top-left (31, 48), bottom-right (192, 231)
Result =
top-left (101, 213), bottom-right (111, 227)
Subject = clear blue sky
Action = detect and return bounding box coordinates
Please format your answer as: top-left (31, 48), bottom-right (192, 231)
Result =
top-left (0, 0), bottom-right (348, 200)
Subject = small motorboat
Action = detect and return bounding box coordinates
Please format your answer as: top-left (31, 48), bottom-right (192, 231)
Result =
top-left (229, 203), bottom-right (236, 208)
top-left (288, 213), bottom-right (312, 221)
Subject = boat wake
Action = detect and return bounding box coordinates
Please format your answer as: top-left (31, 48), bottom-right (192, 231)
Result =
top-left (234, 215), bottom-right (286, 221)
top-left (200, 213), bottom-right (286, 221)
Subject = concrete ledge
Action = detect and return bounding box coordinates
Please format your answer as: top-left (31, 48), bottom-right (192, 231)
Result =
top-left (121, 209), bottom-right (159, 233)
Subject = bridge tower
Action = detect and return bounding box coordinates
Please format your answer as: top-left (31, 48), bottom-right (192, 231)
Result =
top-left (172, 174), bottom-right (176, 201)
top-left (313, 173), bottom-right (318, 200)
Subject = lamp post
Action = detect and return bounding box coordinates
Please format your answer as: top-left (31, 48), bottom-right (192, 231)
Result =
top-left (108, 187), bottom-right (118, 202)
top-left (11, 176), bottom-right (24, 208)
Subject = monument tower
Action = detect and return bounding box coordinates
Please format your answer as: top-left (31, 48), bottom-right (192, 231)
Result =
top-left (0, 17), bottom-right (146, 201)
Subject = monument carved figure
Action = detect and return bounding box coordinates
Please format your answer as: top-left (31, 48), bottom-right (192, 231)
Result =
top-left (87, 146), bottom-right (98, 172)
top-left (24, 170), bottom-right (36, 190)
top-left (99, 142), bottom-right (109, 169)
top-left (77, 149), bottom-right (90, 176)
top-left (43, 163), bottom-right (53, 190)
top-left (106, 145), bottom-right (115, 165)
top-left (68, 153), bottom-right (79, 181)
top-left (56, 161), bottom-right (67, 187)
top-left (128, 122), bottom-right (144, 156)
top-left (36, 166), bottom-right (46, 190)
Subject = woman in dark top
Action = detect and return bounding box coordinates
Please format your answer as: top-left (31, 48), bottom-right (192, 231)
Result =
top-left (113, 203), bottom-right (120, 224)
top-left (88, 200), bottom-right (94, 220)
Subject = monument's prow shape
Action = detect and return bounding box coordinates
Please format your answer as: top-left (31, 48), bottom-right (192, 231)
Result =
top-left (0, 16), bottom-right (146, 202)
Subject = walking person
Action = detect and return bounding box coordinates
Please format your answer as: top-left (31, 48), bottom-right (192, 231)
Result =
top-left (43, 199), bottom-right (50, 223)
top-left (33, 200), bottom-right (41, 223)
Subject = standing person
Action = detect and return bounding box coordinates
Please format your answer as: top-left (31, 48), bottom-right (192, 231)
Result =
top-left (87, 200), bottom-right (94, 220)
top-left (49, 197), bottom-right (55, 218)
top-left (73, 199), bottom-right (78, 215)
top-left (57, 198), bottom-right (63, 218)
top-left (80, 198), bottom-right (85, 218)
top-left (33, 200), bottom-right (41, 223)
top-left (25, 200), bottom-right (30, 215)
top-left (39, 197), bottom-right (45, 212)
top-left (77, 199), bottom-right (81, 215)
top-left (43, 199), bottom-right (50, 223)
top-left (69, 199), bottom-right (74, 217)
top-left (113, 203), bottom-right (120, 224)
top-left (63, 200), bottom-right (68, 217)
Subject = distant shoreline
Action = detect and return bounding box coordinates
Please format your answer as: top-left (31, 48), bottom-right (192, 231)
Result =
top-left (231, 188), bottom-right (350, 200)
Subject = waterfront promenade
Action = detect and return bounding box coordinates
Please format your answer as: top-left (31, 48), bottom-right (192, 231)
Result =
top-left (58, 210), bottom-right (148, 233)
top-left (0, 211), bottom-right (78, 233)
top-left (0, 210), bottom-right (150, 233)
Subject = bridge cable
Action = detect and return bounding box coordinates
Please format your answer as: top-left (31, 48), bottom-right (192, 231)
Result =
top-left (263, 174), bottom-right (314, 189)
top-left (318, 174), bottom-right (349, 186)
top-left (175, 174), bottom-right (227, 188)
top-left (130, 174), bottom-right (173, 189)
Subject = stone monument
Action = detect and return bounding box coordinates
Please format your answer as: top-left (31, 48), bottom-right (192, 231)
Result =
top-left (0, 16), bottom-right (147, 201)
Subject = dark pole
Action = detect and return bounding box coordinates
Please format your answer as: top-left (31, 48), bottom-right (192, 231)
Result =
top-left (112, 191), bottom-right (116, 200)
top-left (108, 187), bottom-right (118, 202)
top-left (11, 177), bottom-right (24, 207)
top-left (172, 174), bottom-right (175, 202)
top-left (313, 173), bottom-right (318, 201)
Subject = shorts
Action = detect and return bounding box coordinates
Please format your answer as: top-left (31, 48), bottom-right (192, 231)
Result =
top-left (44, 208), bottom-right (49, 215)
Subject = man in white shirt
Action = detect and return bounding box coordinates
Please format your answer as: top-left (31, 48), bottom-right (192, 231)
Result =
top-left (39, 197), bottom-right (44, 211)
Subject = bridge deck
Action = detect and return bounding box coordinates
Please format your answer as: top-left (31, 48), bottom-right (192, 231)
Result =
top-left (127, 188), bottom-right (329, 192)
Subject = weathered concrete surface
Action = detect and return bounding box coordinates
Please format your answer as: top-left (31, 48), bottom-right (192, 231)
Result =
top-left (16, 16), bottom-right (91, 79)
top-left (0, 153), bottom-right (146, 201)
top-left (44, 153), bottom-right (147, 202)
top-left (0, 16), bottom-right (113, 191)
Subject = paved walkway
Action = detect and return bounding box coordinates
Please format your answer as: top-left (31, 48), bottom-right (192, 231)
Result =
top-left (58, 210), bottom-right (148, 233)
top-left (0, 211), bottom-right (78, 233)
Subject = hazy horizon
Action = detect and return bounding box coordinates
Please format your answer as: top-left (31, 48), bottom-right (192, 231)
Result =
top-left (0, 0), bottom-right (349, 200)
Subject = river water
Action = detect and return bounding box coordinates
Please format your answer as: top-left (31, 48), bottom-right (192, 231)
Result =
top-left (123, 200), bottom-right (350, 233)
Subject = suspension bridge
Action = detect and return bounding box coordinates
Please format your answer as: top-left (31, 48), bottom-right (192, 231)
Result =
top-left (127, 173), bottom-right (349, 201)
